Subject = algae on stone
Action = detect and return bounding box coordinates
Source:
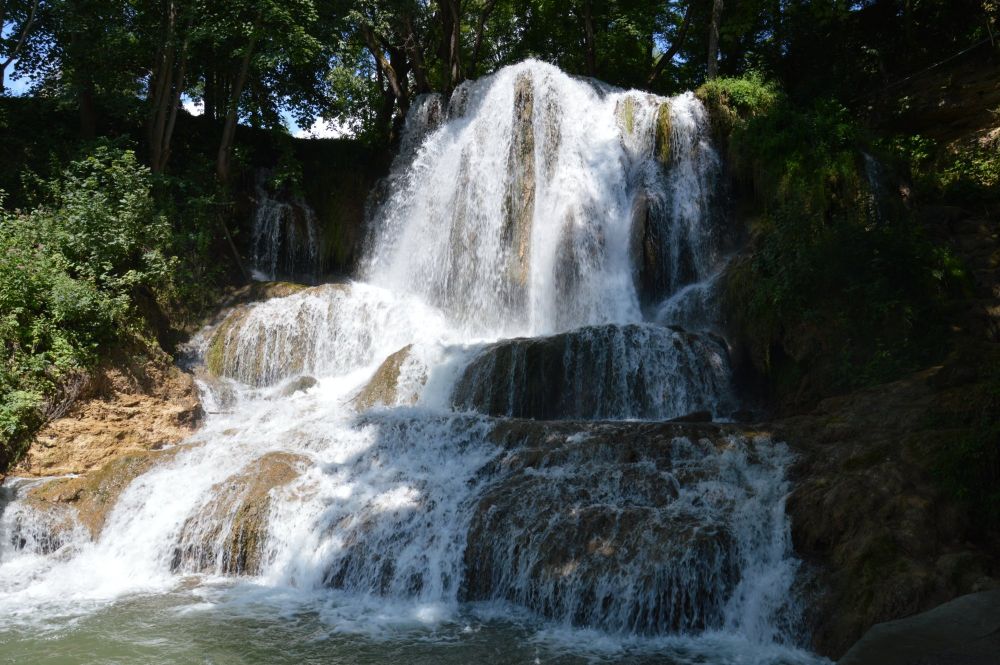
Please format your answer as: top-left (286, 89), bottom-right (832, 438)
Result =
top-left (171, 452), bottom-right (307, 576)
top-left (655, 102), bottom-right (672, 164)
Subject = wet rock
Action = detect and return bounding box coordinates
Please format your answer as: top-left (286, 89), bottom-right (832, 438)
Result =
top-left (353, 345), bottom-right (420, 410)
top-left (279, 375), bottom-right (318, 397)
top-left (655, 102), bottom-right (672, 164)
top-left (503, 71), bottom-right (535, 291)
top-left (463, 421), bottom-right (780, 634)
top-left (24, 448), bottom-right (178, 539)
top-left (205, 282), bottom-right (351, 386)
top-left (452, 324), bottom-right (734, 420)
top-left (172, 452), bottom-right (308, 576)
top-left (668, 410), bottom-right (712, 423)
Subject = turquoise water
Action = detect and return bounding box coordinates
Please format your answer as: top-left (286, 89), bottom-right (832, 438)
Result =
top-left (0, 582), bottom-right (823, 665)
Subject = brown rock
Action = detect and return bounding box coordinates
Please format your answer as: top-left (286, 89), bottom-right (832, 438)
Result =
top-left (353, 345), bottom-right (418, 410)
top-left (18, 351), bottom-right (201, 478)
top-left (24, 448), bottom-right (179, 539)
top-left (171, 452), bottom-right (308, 575)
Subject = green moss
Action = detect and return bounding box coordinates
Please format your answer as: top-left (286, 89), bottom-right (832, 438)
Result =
top-left (655, 103), bottom-right (671, 164)
top-left (205, 310), bottom-right (247, 377)
top-left (620, 96), bottom-right (635, 135)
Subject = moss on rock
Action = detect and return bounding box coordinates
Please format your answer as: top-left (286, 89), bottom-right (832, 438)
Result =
top-left (172, 452), bottom-right (307, 575)
top-left (354, 345), bottom-right (416, 411)
top-left (655, 102), bottom-right (672, 164)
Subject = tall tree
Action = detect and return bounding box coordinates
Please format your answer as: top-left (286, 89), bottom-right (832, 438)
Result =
top-left (707, 0), bottom-right (723, 79)
top-left (0, 0), bottom-right (39, 94)
top-left (145, 0), bottom-right (194, 173)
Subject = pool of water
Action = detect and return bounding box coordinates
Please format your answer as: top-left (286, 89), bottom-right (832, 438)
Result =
top-left (0, 581), bottom-right (826, 665)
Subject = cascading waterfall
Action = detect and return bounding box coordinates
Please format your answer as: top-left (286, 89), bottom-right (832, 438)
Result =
top-left (0, 60), bottom-right (823, 664)
top-left (250, 173), bottom-right (321, 283)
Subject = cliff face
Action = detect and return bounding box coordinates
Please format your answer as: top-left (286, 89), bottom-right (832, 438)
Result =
top-left (16, 348), bottom-right (202, 479)
top-left (777, 344), bottom-right (1000, 657)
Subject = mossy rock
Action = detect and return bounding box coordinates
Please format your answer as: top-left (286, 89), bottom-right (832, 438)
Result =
top-left (618, 95), bottom-right (636, 136)
top-left (205, 308), bottom-right (250, 377)
top-left (354, 345), bottom-right (415, 411)
top-left (171, 451), bottom-right (307, 575)
top-left (26, 448), bottom-right (179, 539)
top-left (655, 102), bottom-right (672, 164)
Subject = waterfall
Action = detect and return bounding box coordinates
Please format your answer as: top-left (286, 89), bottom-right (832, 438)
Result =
top-left (250, 173), bottom-right (321, 283)
top-left (0, 60), bottom-right (821, 663)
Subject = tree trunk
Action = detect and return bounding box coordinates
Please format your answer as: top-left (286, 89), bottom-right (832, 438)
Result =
top-left (442, 0), bottom-right (463, 93)
top-left (79, 81), bottom-right (97, 139)
top-left (582, 0), bottom-right (596, 77)
top-left (149, 1), bottom-right (177, 173)
top-left (403, 15), bottom-right (431, 94)
top-left (216, 12), bottom-right (261, 183)
top-left (647, 1), bottom-right (693, 86)
top-left (469, 0), bottom-right (498, 78)
top-left (707, 0), bottom-right (724, 79)
top-left (361, 23), bottom-right (411, 144)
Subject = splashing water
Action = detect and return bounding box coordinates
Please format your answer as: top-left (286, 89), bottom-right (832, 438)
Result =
top-left (250, 173), bottom-right (321, 283)
top-left (0, 60), bottom-right (826, 665)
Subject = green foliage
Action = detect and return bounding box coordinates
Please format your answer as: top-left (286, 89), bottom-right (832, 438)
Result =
top-left (885, 134), bottom-right (1000, 205)
top-left (0, 146), bottom-right (175, 472)
top-left (696, 73), bottom-right (780, 136)
top-left (934, 357), bottom-right (1000, 529)
top-left (719, 78), bottom-right (966, 403)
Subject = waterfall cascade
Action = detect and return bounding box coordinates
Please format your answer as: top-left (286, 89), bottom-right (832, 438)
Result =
top-left (250, 173), bottom-right (322, 283)
top-left (0, 61), bottom-right (822, 664)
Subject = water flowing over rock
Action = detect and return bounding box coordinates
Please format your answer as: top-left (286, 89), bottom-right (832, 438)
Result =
top-left (363, 60), bottom-right (727, 337)
top-left (205, 283), bottom-right (443, 387)
top-left (452, 324), bottom-right (735, 420)
top-left (353, 345), bottom-right (425, 410)
top-left (251, 174), bottom-right (322, 283)
top-left (464, 422), bottom-right (796, 637)
top-left (0, 61), bottom-right (816, 662)
top-left (172, 452), bottom-right (307, 575)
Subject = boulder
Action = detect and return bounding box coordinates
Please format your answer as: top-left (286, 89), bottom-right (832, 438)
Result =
top-left (171, 452), bottom-right (308, 576)
top-left (452, 323), bottom-right (734, 420)
top-left (353, 345), bottom-right (417, 410)
top-left (838, 589), bottom-right (1000, 665)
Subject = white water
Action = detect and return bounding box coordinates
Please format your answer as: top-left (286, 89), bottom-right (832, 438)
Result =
top-left (0, 60), bottom-right (822, 664)
top-left (250, 175), bottom-right (321, 283)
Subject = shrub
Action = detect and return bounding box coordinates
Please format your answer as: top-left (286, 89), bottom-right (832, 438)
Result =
top-left (715, 77), bottom-right (966, 405)
top-left (0, 146), bottom-right (176, 472)
top-left (696, 73), bottom-right (781, 138)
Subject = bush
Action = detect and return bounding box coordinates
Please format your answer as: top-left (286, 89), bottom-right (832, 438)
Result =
top-left (696, 73), bottom-right (781, 138)
top-left (0, 146), bottom-right (175, 472)
top-left (715, 78), bottom-right (966, 405)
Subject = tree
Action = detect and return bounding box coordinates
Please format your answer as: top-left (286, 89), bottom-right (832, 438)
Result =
top-left (144, 0), bottom-right (194, 173)
top-left (195, 0), bottom-right (324, 182)
top-left (707, 0), bottom-right (723, 79)
top-left (0, 0), bottom-right (39, 94)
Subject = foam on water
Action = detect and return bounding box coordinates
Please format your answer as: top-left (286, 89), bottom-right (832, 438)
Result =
top-left (0, 60), bottom-right (824, 663)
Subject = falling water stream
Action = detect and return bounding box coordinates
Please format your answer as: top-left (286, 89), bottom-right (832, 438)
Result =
top-left (0, 61), bottom-right (826, 664)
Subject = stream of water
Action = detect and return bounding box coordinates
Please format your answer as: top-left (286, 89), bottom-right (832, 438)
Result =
top-left (0, 60), bottom-right (826, 665)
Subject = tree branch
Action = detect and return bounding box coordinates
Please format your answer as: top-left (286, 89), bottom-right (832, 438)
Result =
top-left (647, 1), bottom-right (693, 86)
